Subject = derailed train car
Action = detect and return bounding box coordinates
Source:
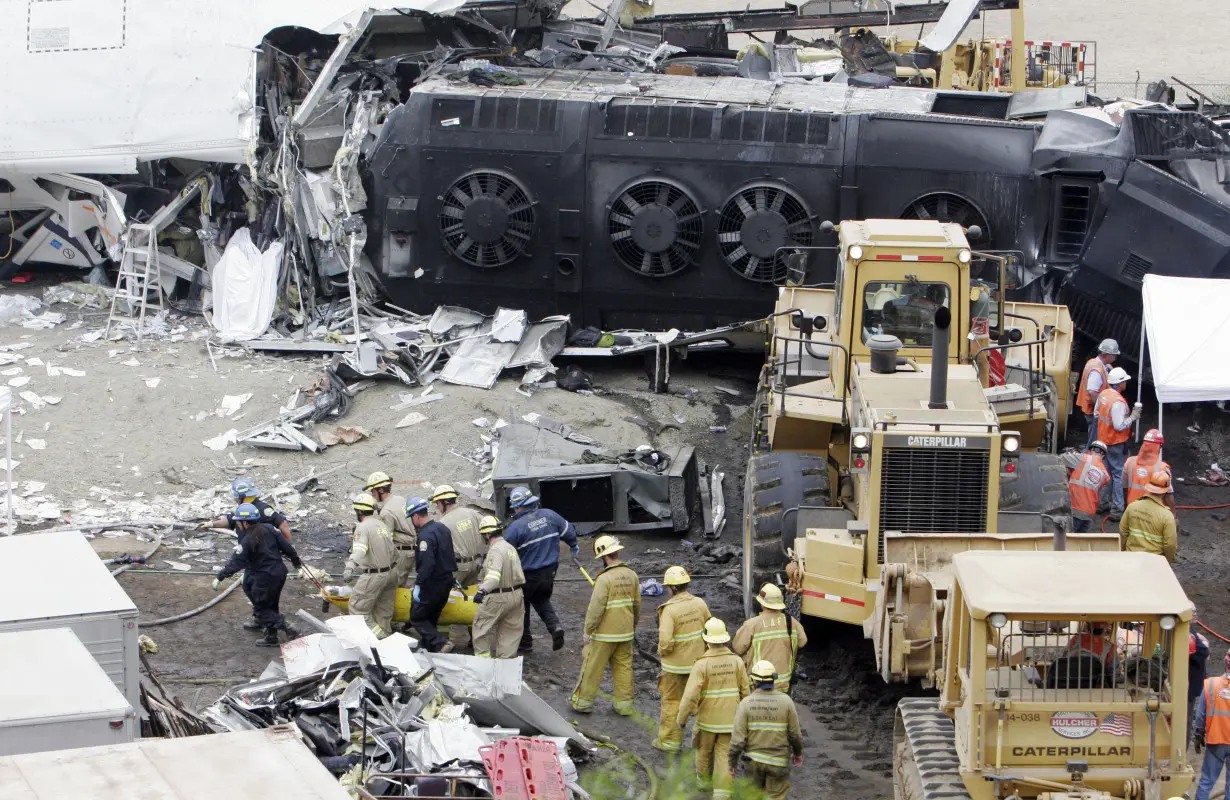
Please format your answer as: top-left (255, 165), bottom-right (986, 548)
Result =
top-left (365, 68), bottom-right (1230, 342)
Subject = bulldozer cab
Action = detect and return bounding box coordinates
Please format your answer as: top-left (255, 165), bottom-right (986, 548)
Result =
top-left (893, 551), bottom-right (1195, 800)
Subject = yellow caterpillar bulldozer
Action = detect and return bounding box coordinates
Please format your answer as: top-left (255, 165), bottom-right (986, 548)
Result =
top-left (743, 218), bottom-right (1120, 686)
top-left (894, 550), bottom-right (1194, 799)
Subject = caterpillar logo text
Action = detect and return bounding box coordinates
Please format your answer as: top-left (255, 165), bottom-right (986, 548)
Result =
top-left (907, 436), bottom-right (967, 448)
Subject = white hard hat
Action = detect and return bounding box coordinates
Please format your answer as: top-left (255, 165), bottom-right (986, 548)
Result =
top-left (1098, 339), bottom-right (1120, 356)
top-left (1107, 367), bottom-right (1131, 385)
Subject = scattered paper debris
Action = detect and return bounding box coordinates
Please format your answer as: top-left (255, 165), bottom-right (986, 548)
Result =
top-left (396, 411), bottom-right (428, 428)
top-left (318, 426), bottom-right (371, 446)
top-left (472, 417), bottom-right (490, 428)
top-left (123, 358), bottom-right (141, 367)
top-left (8, 376), bottom-right (29, 387)
top-left (217, 393), bottom-right (253, 417)
top-left (1, 367), bottom-right (22, 376)
top-left (203, 429), bottom-right (240, 451)
top-left (145, 378), bottom-right (161, 389)
top-left (43, 396), bottom-right (61, 405)
top-left (60, 367), bottom-right (86, 378)
top-left (25, 358), bottom-right (43, 367)
top-left (164, 561), bottom-right (192, 572)
top-left (25, 439), bottom-right (45, 451)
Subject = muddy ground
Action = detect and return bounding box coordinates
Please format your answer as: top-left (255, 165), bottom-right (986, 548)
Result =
top-left (11, 277), bottom-right (1229, 799)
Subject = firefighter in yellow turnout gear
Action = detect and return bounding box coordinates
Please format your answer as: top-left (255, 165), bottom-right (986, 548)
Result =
top-left (678, 618), bottom-right (750, 799)
top-left (365, 472), bottom-right (416, 587)
top-left (471, 516), bottom-right (525, 659)
top-left (435, 484), bottom-right (485, 649)
top-left (653, 565), bottom-right (711, 753)
top-left (570, 535), bottom-right (640, 715)
top-left (729, 661), bottom-right (805, 800)
top-left (344, 493), bottom-right (398, 638)
top-left (733, 583), bottom-right (807, 692)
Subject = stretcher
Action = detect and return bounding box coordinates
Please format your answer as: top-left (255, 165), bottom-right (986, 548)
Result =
top-left (320, 585), bottom-right (479, 626)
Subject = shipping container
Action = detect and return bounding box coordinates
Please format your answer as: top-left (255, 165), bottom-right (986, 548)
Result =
top-left (0, 628), bottom-right (136, 754)
top-left (0, 531), bottom-right (139, 708)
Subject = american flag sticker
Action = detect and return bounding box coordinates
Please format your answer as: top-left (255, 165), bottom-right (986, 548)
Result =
top-left (1099, 713), bottom-right (1133, 737)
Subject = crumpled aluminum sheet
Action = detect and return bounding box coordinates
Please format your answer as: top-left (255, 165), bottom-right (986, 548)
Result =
top-left (404, 720), bottom-right (492, 770)
top-left (508, 317), bottom-right (568, 368)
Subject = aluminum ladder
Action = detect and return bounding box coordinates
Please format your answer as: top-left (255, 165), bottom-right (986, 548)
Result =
top-left (105, 222), bottom-right (163, 344)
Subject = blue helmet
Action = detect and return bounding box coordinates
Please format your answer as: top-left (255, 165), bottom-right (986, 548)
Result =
top-left (233, 503), bottom-right (261, 522)
top-left (405, 496), bottom-right (430, 517)
top-left (231, 477), bottom-right (257, 501)
top-left (508, 486), bottom-right (539, 509)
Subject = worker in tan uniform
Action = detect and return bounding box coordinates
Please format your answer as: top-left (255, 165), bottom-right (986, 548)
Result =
top-left (471, 515), bottom-right (525, 659)
top-left (678, 618), bottom-right (750, 799)
top-left (1119, 471), bottom-right (1178, 562)
top-left (344, 493), bottom-right (398, 638)
top-left (570, 535), bottom-right (640, 716)
top-left (366, 472), bottom-right (416, 587)
top-left (653, 565), bottom-right (711, 754)
top-left (434, 484), bottom-right (485, 649)
top-left (733, 584), bottom-right (808, 693)
top-left (729, 661), bottom-right (805, 800)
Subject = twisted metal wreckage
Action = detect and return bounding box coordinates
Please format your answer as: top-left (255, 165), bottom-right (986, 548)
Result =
top-left (3, 0), bottom-right (1229, 358)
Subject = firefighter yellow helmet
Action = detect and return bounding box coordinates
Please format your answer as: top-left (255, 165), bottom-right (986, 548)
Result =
top-left (663, 565), bottom-right (690, 586)
top-left (479, 515), bottom-right (502, 535)
top-left (430, 484), bottom-right (459, 502)
top-left (365, 471), bottom-right (392, 491)
top-left (756, 583), bottom-right (786, 611)
top-left (352, 492), bottom-right (378, 513)
top-left (702, 617), bottom-right (731, 644)
top-left (593, 534), bottom-right (624, 559)
top-left (750, 660), bottom-right (777, 682)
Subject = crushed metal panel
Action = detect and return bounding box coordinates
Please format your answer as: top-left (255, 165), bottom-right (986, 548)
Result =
top-left (1006, 85), bottom-right (1089, 119)
top-left (918, 0), bottom-right (982, 53)
top-left (507, 318), bottom-right (568, 368)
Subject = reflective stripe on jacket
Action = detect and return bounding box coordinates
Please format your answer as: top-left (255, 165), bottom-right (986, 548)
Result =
top-left (349, 516), bottom-right (395, 570)
top-left (1068, 452), bottom-right (1109, 518)
top-left (733, 611), bottom-right (808, 691)
top-left (1124, 457), bottom-right (1173, 506)
top-left (729, 689), bottom-right (804, 768)
top-left (678, 646), bottom-right (749, 734)
top-left (1118, 495), bottom-right (1177, 562)
top-left (1076, 357), bottom-right (1107, 415)
top-left (1096, 388), bottom-right (1131, 446)
top-left (584, 562), bottom-right (640, 642)
top-left (657, 591), bottom-right (710, 675)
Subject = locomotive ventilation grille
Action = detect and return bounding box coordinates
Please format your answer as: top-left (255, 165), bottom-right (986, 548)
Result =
top-left (879, 447), bottom-right (989, 533)
top-left (607, 179), bottom-right (703, 277)
top-left (438, 170), bottom-right (535, 268)
top-left (717, 183), bottom-right (813, 283)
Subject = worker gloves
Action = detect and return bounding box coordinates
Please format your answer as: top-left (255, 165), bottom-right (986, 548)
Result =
top-left (342, 564), bottom-right (355, 581)
top-left (1130, 403), bottom-right (1143, 422)
top-left (473, 590), bottom-right (487, 605)
top-left (570, 544), bottom-right (580, 558)
top-left (1195, 731), bottom-right (1206, 753)
top-left (211, 578), bottom-right (222, 591)
top-left (412, 585), bottom-right (421, 603)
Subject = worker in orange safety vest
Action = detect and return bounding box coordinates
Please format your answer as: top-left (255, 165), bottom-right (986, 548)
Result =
top-left (1095, 366), bottom-right (1141, 520)
top-left (1076, 339), bottom-right (1119, 447)
top-left (1068, 440), bottom-right (1110, 533)
top-left (1124, 428), bottom-right (1176, 512)
top-left (1192, 650), bottom-right (1230, 800)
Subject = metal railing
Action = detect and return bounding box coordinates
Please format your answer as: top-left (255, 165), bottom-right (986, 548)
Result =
top-left (769, 331), bottom-right (851, 427)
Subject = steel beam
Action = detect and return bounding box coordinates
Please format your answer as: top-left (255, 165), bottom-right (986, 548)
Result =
top-left (632, 0), bottom-right (1020, 34)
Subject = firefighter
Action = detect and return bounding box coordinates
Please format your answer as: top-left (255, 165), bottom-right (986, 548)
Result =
top-left (472, 516), bottom-right (525, 659)
top-left (407, 496), bottom-right (458, 653)
top-left (570, 535), bottom-right (639, 715)
top-left (678, 618), bottom-right (749, 799)
top-left (1095, 366), bottom-right (1141, 520)
top-left (212, 503), bottom-right (304, 647)
top-left (1124, 428), bottom-right (1176, 511)
top-left (344, 493), bottom-right (398, 638)
top-left (653, 565), bottom-right (711, 753)
top-left (1192, 651), bottom-right (1230, 800)
top-left (1076, 339), bottom-right (1119, 447)
top-left (1118, 472), bottom-right (1178, 562)
top-left (732, 584), bottom-right (808, 693)
top-left (365, 472), bottom-right (416, 587)
top-left (728, 661), bottom-right (805, 800)
top-left (1068, 440), bottom-right (1110, 533)
top-left (432, 485), bottom-right (484, 650)
top-left (502, 486), bottom-right (579, 652)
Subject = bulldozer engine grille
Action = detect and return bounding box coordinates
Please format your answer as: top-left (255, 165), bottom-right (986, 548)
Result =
top-left (879, 448), bottom-right (989, 533)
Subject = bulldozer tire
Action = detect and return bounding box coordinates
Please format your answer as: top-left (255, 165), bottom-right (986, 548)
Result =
top-left (997, 451), bottom-right (1071, 528)
top-left (744, 451), bottom-right (830, 591)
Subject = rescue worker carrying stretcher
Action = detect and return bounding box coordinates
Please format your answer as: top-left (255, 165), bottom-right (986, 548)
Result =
top-left (502, 486), bottom-right (579, 652)
top-left (733, 584), bottom-right (807, 693)
top-left (653, 565), bottom-right (711, 753)
top-left (571, 535), bottom-right (639, 715)
top-left (1124, 428), bottom-right (1176, 511)
top-left (1068, 440), bottom-right (1110, 533)
top-left (434, 484), bottom-right (484, 650)
top-left (678, 618), bottom-right (749, 800)
top-left (471, 515), bottom-right (525, 659)
top-left (205, 477), bottom-right (293, 632)
top-left (729, 660), bottom-right (805, 800)
top-left (365, 472), bottom-right (416, 587)
top-left (213, 503), bottom-right (305, 647)
top-left (407, 496), bottom-right (457, 653)
top-left (345, 493), bottom-right (398, 638)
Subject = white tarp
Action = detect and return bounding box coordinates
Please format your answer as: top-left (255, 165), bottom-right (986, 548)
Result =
top-left (1142, 274), bottom-right (1230, 403)
top-left (0, 0), bottom-right (464, 173)
top-left (210, 228), bottom-right (282, 342)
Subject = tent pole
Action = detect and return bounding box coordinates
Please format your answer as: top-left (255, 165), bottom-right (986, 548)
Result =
top-left (1136, 318), bottom-right (1146, 443)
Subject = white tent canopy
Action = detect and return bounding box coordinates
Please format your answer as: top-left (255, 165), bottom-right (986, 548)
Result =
top-left (1141, 274), bottom-right (1230, 404)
